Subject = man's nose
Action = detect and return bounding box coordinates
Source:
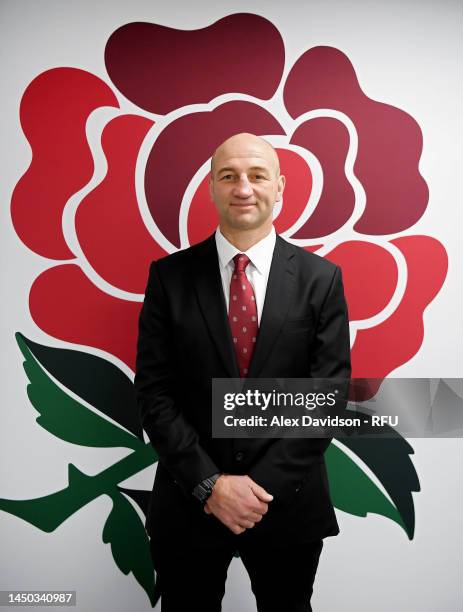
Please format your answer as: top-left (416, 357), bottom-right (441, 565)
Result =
top-left (233, 175), bottom-right (253, 198)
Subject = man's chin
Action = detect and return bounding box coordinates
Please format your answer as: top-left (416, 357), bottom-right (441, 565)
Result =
top-left (224, 212), bottom-right (269, 231)
top-left (227, 218), bottom-right (264, 231)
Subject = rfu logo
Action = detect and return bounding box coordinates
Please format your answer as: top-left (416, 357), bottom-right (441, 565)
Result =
top-left (371, 416), bottom-right (399, 427)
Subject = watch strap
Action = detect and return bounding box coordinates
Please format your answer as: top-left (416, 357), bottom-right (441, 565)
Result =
top-left (192, 472), bottom-right (221, 503)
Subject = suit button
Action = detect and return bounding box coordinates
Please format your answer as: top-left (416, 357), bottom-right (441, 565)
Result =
top-left (235, 452), bottom-right (244, 462)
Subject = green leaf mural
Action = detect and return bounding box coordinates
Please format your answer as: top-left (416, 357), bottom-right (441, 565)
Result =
top-left (338, 424), bottom-right (420, 539)
top-left (325, 441), bottom-right (412, 538)
top-left (16, 333), bottom-right (143, 440)
top-left (16, 333), bottom-right (143, 450)
top-left (0, 334), bottom-right (159, 606)
top-left (103, 490), bottom-right (157, 606)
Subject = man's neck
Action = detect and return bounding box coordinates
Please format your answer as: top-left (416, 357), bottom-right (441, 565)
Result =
top-left (219, 224), bottom-right (273, 252)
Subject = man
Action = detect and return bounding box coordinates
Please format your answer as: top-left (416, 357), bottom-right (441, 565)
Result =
top-left (134, 133), bottom-right (351, 611)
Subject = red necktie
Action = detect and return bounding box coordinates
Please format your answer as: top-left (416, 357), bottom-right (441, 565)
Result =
top-left (228, 254), bottom-right (258, 377)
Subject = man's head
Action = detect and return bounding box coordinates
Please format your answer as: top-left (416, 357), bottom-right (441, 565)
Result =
top-left (209, 133), bottom-right (285, 235)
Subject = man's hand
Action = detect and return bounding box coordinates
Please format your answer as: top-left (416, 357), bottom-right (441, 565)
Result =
top-left (204, 474), bottom-right (273, 535)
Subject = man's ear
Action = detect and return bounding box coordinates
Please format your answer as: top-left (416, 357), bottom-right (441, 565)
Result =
top-left (209, 178), bottom-right (214, 202)
top-left (276, 174), bottom-right (286, 202)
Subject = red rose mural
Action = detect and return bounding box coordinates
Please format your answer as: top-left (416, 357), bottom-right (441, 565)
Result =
top-left (11, 13), bottom-right (447, 379)
top-left (5, 15), bottom-right (448, 602)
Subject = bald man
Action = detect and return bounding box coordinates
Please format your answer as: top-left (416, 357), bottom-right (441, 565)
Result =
top-left (135, 133), bottom-right (351, 611)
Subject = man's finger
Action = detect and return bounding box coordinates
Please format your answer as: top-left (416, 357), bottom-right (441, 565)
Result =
top-left (239, 519), bottom-right (255, 529)
top-left (249, 481), bottom-right (273, 502)
top-left (250, 501), bottom-right (268, 515)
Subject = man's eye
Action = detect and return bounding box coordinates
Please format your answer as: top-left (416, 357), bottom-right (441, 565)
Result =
top-left (220, 174), bottom-right (233, 180)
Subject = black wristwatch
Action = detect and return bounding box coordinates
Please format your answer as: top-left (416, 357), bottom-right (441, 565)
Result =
top-left (192, 473), bottom-right (221, 504)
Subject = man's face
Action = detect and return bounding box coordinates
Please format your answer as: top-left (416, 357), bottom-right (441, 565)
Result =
top-left (209, 134), bottom-right (285, 233)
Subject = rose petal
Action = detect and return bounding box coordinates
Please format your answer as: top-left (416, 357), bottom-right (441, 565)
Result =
top-left (351, 236), bottom-right (448, 377)
top-left (325, 241), bottom-right (398, 321)
top-left (290, 117), bottom-right (354, 238)
top-left (187, 173), bottom-right (218, 246)
top-left (105, 15), bottom-right (284, 115)
top-left (76, 115), bottom-right (167, 293)
top-left (29, 264), bottom-right (141, 371)
top-left (145, 101), bottom-right (285, 247)
top-left (273, 149), bottom-right (312, 235)
top-left (11, 68), bottom-right (119, 259)
top-left (304, 246), bottom-right (324, 253)
top-left (284, 47), bottom-right (428, 235)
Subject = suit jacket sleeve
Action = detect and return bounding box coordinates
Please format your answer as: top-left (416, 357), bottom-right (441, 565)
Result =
top-left (134, 261), bottom-right (219, 494)
top-left (248, 265), bottom-right (351, 502)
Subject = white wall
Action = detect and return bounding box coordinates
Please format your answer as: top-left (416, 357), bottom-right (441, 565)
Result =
top-left (1, 1), bottom-right (462, 610)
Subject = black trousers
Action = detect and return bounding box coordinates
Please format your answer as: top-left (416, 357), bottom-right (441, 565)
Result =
top-left (150, 534), bottom-right (323, 612)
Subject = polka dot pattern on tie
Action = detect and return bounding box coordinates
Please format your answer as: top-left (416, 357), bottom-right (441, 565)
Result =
top-left (228, 254), bottom-right (259, 377)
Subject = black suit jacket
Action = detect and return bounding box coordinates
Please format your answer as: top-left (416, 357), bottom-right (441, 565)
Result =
top-left (134, 233), bottom-right (351, 547)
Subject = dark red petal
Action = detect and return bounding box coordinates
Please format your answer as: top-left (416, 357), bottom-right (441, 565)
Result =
top-left (273, 149), bottom-right (312, 235)
top-left (29, 265), bottom-right (141, 371)
top-left (145, 101), bottom-right (285, 247)
top-left (351, 236), bottom-right (448, 377)
top-left (290, 118), bottom-right (354, 238)
top-left (187, 173), bottom-right (217, 246)
top-left (76, 115), bottom-right (166, 293)
top-left (105, 15), bottom-right (284, 115)
top-left (303, 246), bottom-right (324, 254)
top-left (326, 241), bottom-right (398, 321)
top-left (11, 68), bottom-right (119, 259)
top-left (284, 47), bottom-right (428, 235)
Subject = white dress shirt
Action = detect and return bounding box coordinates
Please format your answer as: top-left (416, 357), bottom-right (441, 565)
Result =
top-left (215, 226), bottom-right (276, 324)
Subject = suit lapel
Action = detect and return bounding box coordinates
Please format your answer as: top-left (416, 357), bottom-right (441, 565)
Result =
top-left (192, 235), bottom-right (240, 378)
top-left (248, 236), bottom-right (296, 378)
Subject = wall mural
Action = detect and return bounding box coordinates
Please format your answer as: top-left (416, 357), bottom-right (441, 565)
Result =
top-left (3, 13), bottom-right (448, 607)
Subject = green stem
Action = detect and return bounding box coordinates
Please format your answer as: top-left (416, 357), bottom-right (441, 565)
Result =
top-left (0, 443), bottom-right (156, 532)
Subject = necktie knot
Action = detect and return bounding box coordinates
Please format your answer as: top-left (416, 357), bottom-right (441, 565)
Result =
top-left (233, 253), bottom-right (251, 273)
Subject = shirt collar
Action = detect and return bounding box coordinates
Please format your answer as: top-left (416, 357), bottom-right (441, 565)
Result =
top-left (215, 226), bottom-right (276, 274)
